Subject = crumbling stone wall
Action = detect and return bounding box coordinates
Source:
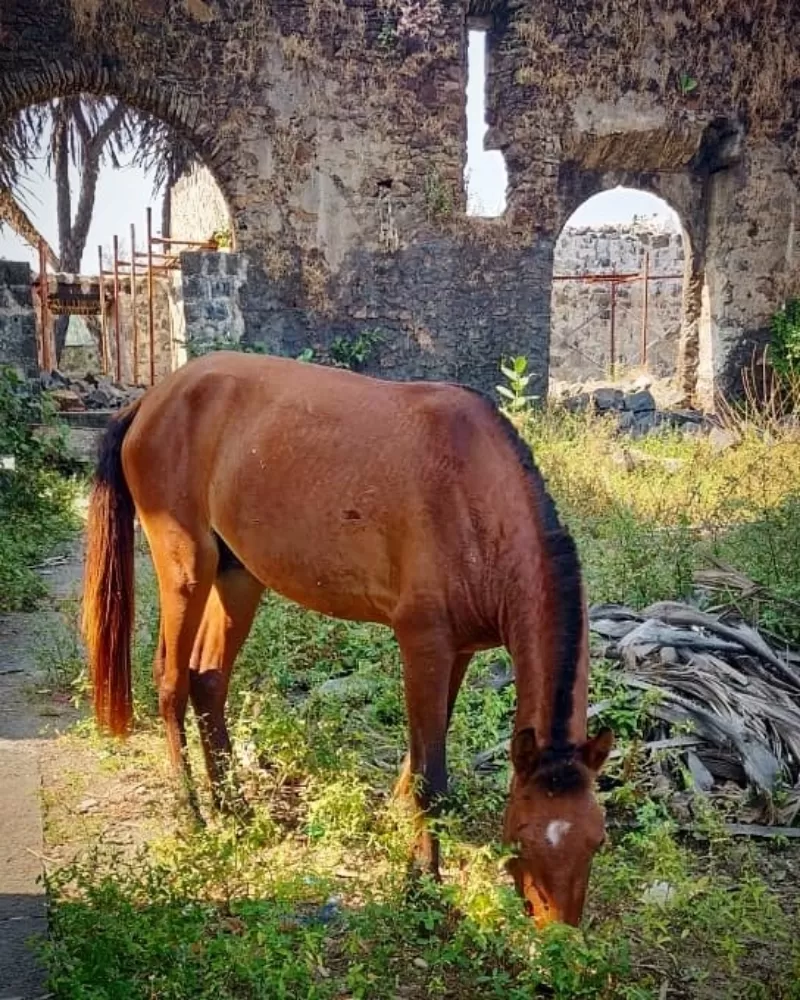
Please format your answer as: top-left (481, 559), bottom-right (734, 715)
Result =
top-left (552, 220), bottom-right (685, 381)
top-left (0, 262), bottom-right (37, 375)
top-left (181, 251), bottom-right (247, 353)
top-left (2, 1), bottom-right (800, 402)
top-left (483, 2), bottom-right (800, 402)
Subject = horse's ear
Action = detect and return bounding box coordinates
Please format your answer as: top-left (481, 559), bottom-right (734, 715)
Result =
top-left (580, 728), bottom-right (614, 773)
top-left (511, 727), bottom-right (539, 780)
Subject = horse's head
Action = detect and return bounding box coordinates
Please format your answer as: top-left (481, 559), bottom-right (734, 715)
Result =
top-left (502, 726), bottom-right (614, 927)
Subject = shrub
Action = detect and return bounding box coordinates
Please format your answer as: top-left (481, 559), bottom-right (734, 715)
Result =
top-left (0, 367), bottom-right (80, 610)
top-left (770, 298), bottom-right (800, 380)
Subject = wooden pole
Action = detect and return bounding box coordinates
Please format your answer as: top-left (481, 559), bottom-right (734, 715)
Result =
top-left (112, 234), bottom-right (121, 382)
top-left (609, 271), bottom-right (617, 379)
top-left (147, 207), bottom-right (155, 386)
top-left (130, 223), bottom-right (139, 384)
top-left (98, 246), bottom-right (109, 375)
top-left (38, 238), bottom-right (51, 372)
top-left (641, 250), bottom-right (650, 368)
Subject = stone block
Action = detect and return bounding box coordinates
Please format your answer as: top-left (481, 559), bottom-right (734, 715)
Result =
top-left (624, 389), bottom-right (656, 413)
top-left (592, 387), bottom-right (625, 411)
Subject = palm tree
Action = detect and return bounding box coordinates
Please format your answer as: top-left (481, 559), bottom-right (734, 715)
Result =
top-left (0, 95), bottom-right (199, 362)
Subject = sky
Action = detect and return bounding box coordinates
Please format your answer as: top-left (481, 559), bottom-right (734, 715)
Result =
top-left (0, 30), bottom-right (677, 273)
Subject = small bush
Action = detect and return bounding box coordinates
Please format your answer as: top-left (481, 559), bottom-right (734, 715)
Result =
top-left (0, 367), bottom-right (80, 610)
top-left (770, 298), bottom-right (800, 380)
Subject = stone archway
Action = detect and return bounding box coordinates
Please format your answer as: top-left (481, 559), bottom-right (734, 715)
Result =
top-left (553, 168), bottom-right (709, 404)
top-left (550, 187), bottom-right (689, 389)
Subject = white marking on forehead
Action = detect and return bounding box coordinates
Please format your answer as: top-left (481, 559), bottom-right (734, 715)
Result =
top-left (545, 819), bottom-right (572, 847)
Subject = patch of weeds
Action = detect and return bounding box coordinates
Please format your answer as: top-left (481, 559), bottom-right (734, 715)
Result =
top-left (36, 596), bottom-right (87, 696)
top-left (187, 336), bottom-right (268, 359)
top-left (424, 168), bottom-right (454, 222)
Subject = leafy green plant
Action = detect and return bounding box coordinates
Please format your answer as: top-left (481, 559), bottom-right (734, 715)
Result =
top-left (679, 72), bottom-right (698, 95)
top-left (377, 17), bottom-right (398, 49)
top-left (0, 367), bottom-right (79, 610)
top-left (496, 356), bottom-right (538, 413)
top-left (210, 227), bottom-right (232, 249)
top-left (328, 328), bottom-right (383, 371)
top-left (770, 298), bottom-right (800, 380)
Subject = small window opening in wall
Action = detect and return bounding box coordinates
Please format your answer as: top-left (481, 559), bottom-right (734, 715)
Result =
top-left (465, 27), bottom-right (507, 218)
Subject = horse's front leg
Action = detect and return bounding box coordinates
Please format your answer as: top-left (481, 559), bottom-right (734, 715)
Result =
top-left (394, 651), bottom-right (473, 806)
top-left (395, 618), bottom-right (459, 878)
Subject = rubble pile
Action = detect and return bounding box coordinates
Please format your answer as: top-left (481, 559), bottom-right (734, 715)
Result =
top-left (39, 370), bottom-right (146, 412)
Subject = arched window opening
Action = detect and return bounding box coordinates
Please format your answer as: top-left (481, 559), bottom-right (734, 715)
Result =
top-left (550, 187), bottom-right (688, 393)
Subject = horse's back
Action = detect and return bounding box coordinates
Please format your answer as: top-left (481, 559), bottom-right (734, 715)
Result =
top-left (122, 353), bottom-right (522, 628)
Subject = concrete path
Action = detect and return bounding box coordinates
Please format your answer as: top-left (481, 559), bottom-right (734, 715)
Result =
top-left (0, 541), bottom-right (84, 999)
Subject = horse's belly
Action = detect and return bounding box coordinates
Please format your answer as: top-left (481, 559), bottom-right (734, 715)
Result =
top-left (215, 510), bottom-right (399, 625)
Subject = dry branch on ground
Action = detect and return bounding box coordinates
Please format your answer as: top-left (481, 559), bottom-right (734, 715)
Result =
top-left (473, 567), bottom-right (800, 831)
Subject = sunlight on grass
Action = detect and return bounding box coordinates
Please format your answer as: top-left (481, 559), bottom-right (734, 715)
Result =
top-left (39, 400), bottom-right (800, 999)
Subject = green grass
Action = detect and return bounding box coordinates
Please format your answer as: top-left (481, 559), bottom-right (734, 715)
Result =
top-left (39, 402), bottom-right (800, 998)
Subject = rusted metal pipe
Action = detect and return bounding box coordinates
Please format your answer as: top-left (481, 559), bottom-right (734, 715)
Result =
top-left (112, 234), bottom-right (122, 382)
top-left (147, 207), bottom-right (155, 386)
top-left (97, 246), bottom-right (109, 375)
top-left (130, 223), bottom-right (139, 385)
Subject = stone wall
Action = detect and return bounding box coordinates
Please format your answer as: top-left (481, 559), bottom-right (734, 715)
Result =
top-left (0, 261), bottom-right (37, 376)
top-left (3, 1), bottom-right (800, 403)
top-left (551, 219), bottom-right (685, 381)
top-left (170, 164), bottom-right (231, 245)
top-left (181, 234), bottom-right (552, 391)
top-left (181, 251), bottom-right (248, 353)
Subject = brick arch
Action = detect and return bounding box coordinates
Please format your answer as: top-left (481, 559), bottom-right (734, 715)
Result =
top-left (0, 61), bottom-right (239, 239)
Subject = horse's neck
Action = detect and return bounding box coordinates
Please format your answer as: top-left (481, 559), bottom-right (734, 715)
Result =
top-left (503, 585), bottom-right (589, 749)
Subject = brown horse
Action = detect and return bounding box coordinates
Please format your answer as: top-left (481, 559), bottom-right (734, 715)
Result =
top-left (82, 351), bottom-right (613, 926)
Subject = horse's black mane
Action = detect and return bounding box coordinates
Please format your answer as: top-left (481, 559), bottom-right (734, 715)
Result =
top-left (457, 385), bottom-right (585, 760)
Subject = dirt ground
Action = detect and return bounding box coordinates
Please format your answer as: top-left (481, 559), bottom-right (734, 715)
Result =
top-left (0, 537), bottom-right (179, 998)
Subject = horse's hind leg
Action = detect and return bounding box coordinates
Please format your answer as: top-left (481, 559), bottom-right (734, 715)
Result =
top-left (190, 565), bottom-right (264, 814)
top-left (145, 520), bottom-right (218, 819)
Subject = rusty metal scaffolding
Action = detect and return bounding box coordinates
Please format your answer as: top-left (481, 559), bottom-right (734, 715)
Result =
top-left (98, 206), bottom-right (218, 385)
top-left (35, 238), bottom-right (110, 373)
top-left (553, 252), bottom-right (683, 376)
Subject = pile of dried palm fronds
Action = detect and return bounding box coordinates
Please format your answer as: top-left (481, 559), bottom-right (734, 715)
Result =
top-left (472, 566), bottom-right (800, 834)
